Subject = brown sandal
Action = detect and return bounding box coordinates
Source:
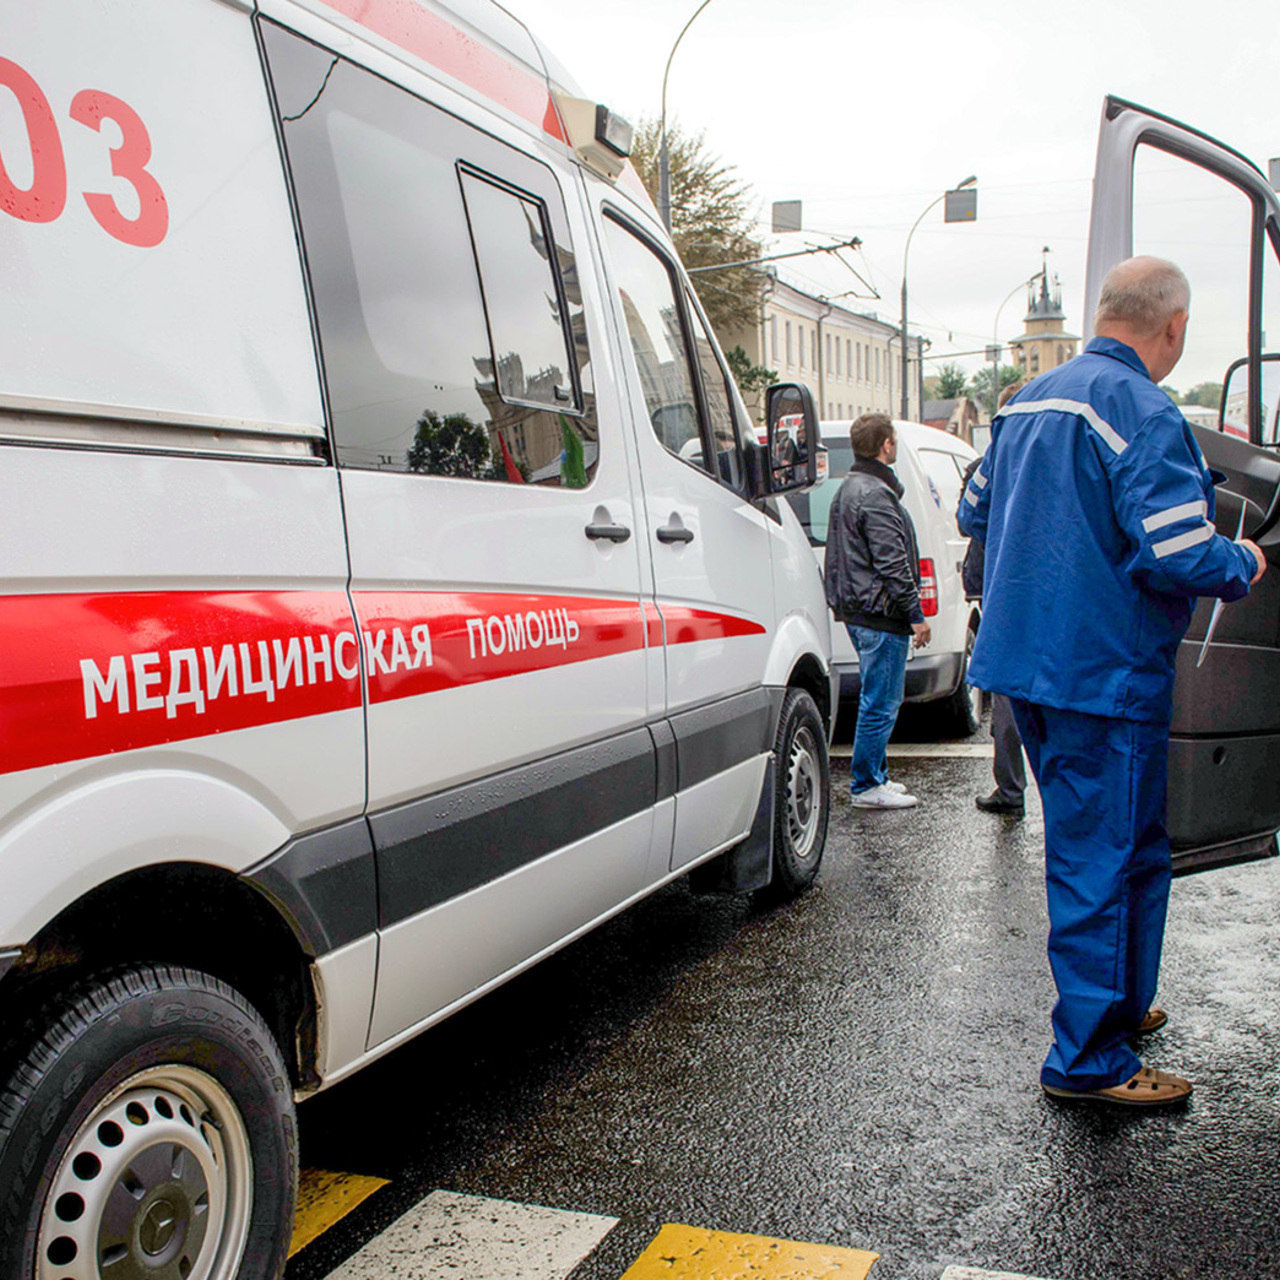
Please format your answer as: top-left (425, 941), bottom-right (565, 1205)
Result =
top-left (1043, 1065), bottom-right (1192, 1107)
top-left (1137, 1007), bottom-right (1168, 1034)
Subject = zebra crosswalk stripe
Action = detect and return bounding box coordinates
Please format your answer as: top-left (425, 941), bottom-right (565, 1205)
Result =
top-left (619, 1223), bottom-right (878, 1278)
top-left (317, 1188), bottom-right (618, 1279)
top-left (289, 1169), bottom-right (389, 1259)
top-left (940, 1268), bottom-right (1057, 1280)
top-left (295, 1183), bottom-right (1054, 1280)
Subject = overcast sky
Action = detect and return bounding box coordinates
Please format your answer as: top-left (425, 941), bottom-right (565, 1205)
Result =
top-left (512, 0), bottom-right (1280, 391)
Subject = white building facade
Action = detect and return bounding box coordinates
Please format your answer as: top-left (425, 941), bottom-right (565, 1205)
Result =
top-left (724, 277), bottom-right (925, 422)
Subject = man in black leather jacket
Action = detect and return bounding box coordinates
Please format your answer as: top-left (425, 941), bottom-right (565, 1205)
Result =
top-left (824, 413), bottom-right (930, 808)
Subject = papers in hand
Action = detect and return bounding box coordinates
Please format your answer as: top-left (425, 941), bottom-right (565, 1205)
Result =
top-left (1196, 499), bottom-right (1251, 669)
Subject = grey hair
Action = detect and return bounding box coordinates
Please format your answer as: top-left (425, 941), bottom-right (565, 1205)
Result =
top-left (1093, 256), bottom-right (1190, 335)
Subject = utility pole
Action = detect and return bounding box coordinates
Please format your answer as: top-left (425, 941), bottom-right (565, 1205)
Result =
top-left (900, 176), bottom-right (977, 419)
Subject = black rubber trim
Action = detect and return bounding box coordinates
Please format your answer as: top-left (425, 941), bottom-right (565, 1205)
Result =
top-left (373, 727), bottom-right (658, 927)
top-left (243, 818), bottom-right (377, 957)
top-left (669, 687), bottom-right (779, 791)
top-left (688, 755), bottom-right (776, 894)
top-left (0, 949), bottom-right (22, 983)
top-left (256, 691), bottom-right (788, 940)
top-left (1172, 828), bottom-right (1278, 877)
top-left (1105, 95), bottom-right (1265, 179)
top-left (649, 720), bottom-right (677, 802)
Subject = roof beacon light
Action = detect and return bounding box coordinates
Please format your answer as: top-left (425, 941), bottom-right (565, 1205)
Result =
top-left (595, 105), bottom-right (633, 158)
top-left (554, 94), bottom-right (633, 181)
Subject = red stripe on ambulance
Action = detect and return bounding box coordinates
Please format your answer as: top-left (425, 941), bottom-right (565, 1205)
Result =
top-left (1, 591), bottom-right (363, 776)
top-left (317, 0), bottom-right (569, 142)
top-left (660, 605), bottom-right (768, 644)
top-left (0, 591), bottom-right (765, 776)
top-left (354, 591), bottom-right (647, 702)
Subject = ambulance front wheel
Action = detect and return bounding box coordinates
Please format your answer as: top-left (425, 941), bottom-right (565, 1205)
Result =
top-left (769, 687), bottom-right (830, 899)
top-left (0, 965), bottom-right (297, 1280)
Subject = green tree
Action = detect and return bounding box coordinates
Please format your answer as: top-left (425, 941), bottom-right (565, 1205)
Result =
top-left (1181, 381), bottom-right (1222, 409)
top-left (725, 345), bottom-right (779, 423)
top-left (406, 409), bottom-right (496, 479)
top-left (1159, 384), bottom-right (1182, 404)
top-left (726, 345), bottom-right (777, 396)
top-left (969, 364), bottom-right (1023, 416)
top-left (935, 362), bottom-right (969, 400)
top-left (629, 121), bottom-right (765, 335)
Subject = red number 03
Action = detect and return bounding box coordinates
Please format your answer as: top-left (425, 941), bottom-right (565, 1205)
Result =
top-left (0, 59), bottom-right (168, 248)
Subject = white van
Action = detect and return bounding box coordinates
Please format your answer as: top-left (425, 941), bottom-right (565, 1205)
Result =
top-left (0, 4), bottom-right (834, 1274)
top-left (787, 419), bottom-right (982, 735)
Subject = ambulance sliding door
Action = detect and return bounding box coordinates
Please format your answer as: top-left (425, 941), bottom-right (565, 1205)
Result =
top-left (1086, 97), bottom-right (1280, 871)
top-left (260, 22), bottom-right (657, 1049)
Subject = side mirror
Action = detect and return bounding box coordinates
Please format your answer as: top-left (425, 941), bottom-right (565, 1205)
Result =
top-left (1220, 354), bottom-right (1280, 445)
top-left (764, 383), bottom-right (819, 494)
top-left (1221, 358), bottom-right (1249, 440)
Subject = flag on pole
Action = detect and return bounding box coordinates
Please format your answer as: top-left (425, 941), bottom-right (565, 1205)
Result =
top-left (560, 416), bottom-right (587, 489)
top-left (497, 431), bottom-right (525, 484)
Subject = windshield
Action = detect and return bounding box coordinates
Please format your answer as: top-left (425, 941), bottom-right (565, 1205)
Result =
top-left (785, 439), bottom-right (853, 545)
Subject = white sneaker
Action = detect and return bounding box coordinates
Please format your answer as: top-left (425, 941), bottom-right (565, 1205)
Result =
top-left (850, 783), bottom-right (919, 809)
top-left (884, 780), bottom-right (908, 794)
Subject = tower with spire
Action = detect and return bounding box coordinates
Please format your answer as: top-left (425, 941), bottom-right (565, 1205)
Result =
top-left (1008, 249), bottom-right (1080, 380)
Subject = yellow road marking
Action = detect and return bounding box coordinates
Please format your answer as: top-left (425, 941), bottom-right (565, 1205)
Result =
top-left (619, 1224), bottom-right (879, 1279)
top-left (289, 1168), bottom-right (390, 1259)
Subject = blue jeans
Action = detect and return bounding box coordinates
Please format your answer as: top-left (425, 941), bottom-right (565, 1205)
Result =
top-left (846, 624), bottom-right (910, 793)
top-left (1010, 699), bottom-right (1172, 1091)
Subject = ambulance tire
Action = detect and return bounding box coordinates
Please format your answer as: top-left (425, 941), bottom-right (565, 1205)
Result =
top-left (0, 965), bottom-right (296, 1280)
top-left (767, 688), bottom-right (830, 900)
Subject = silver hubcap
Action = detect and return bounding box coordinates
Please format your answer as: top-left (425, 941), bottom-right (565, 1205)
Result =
top-left (785, 725), bottom-right (823, 861)
top-left (38, 1066), bottom-right (252, 1280)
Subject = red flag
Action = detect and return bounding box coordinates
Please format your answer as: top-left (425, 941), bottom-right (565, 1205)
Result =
top-left (497, 431), bottom-right (525, 483)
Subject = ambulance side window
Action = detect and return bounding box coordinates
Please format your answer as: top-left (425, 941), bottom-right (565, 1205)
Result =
top-left (459, 170), bottom-right (580, 415)
top-left (686, 291), bottom-right (746, 491)
top-left (260, 21), bottom-right (597, 486)
top-left (601, 216), bottom-right (710, 477)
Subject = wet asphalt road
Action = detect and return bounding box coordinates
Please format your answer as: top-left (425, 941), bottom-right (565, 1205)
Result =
top-left (288, 711), bottom-right (1280, 1280)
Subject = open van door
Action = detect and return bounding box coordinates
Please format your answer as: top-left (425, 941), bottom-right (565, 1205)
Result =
top-left (1086, 96), bottom-right (1280, 872)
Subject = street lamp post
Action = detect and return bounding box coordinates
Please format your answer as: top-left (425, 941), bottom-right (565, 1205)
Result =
top-left (658, 0), bottom-right (715, 232)
top-left (900, 175), bottom-right (976, 419)
top-left (989, 259), bottom-right (1048, 419)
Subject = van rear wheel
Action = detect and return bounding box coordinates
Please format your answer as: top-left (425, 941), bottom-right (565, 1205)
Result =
top-left (934, 626), bottom-right (981, 738)
top-left (766, 688), bottom-right (830, 900)
top-left (0, 965), bottom-right (296, 1280)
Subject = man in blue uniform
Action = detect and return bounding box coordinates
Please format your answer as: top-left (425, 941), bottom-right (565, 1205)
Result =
top-left (959, 256), bottom-right (1266, 1107)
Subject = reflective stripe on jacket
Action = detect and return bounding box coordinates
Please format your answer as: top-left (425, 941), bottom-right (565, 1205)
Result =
top-left (957, 336), bottom-right (1254, 723)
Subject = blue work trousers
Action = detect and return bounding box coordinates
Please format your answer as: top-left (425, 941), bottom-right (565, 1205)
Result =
top-left (847, 624), bottom-right (910, 793)
top-left (1010, 699), bottom-right (1172, 1090)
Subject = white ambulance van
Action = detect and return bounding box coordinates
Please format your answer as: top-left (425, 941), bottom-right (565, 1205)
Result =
top-left (0, 3), bottom-right (833, 1274)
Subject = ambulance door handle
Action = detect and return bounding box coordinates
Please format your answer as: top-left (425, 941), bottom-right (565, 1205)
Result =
top-left (585, 521), bottom-right (631, 543)
top-left (656, 524), bottom-right (695, 544)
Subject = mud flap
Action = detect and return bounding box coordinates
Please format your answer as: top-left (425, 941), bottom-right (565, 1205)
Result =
top-left (688, 756), bottom-right (775, 894)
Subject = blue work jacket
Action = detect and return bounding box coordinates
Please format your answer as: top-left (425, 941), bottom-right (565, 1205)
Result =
top-left (958, 337), bottom-right (1255, 724)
